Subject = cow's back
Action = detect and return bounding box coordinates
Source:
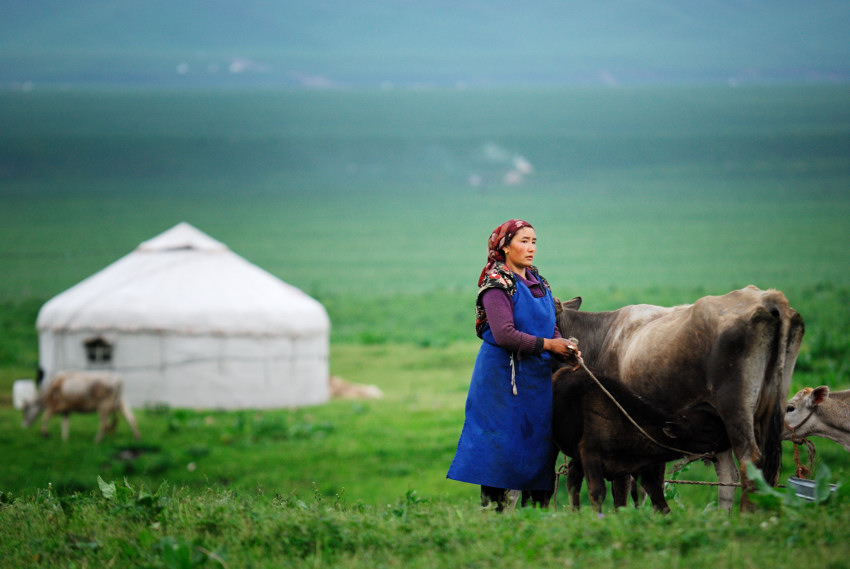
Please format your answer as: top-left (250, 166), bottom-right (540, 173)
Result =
top-left (45, 371), bottom-right (121, 413)
top-left (601, 287), bottom-right (795, 413)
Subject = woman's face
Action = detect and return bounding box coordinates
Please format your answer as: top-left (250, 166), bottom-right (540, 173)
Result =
top-left (503, 226), bottom-right (537, 272)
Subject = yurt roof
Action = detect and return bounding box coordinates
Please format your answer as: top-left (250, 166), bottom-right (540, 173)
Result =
top-left (36, 222), bottom-right (329, 337)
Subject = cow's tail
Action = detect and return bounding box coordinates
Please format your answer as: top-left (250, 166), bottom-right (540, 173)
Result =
top-left (760, 398), bottom-right (784, 486)
top-left (757, 293), bottom-right (803, 487)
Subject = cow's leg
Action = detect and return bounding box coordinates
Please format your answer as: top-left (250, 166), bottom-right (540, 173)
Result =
top-left (120, 398), bottom-right (141, 440)
top-left (61, 413), bottom-right (70, 441)
top-left (40, 409), bottom-right (53, 438)
top-left (709, 374), bottom-right (761, 511)
top-left (635, 464), bottom-right (670, 514)
top-left (630, 475), bottom-right (648, 507)
top-left (95, 410), bottom-right (109, 443)
top-left (106, 409), bottom-right (118, 433)
top-left (711, 391), bottom-right (759, 511)
top-left (611, 474), bottom-right (630, 509)
top-left (566, 458), bottom-right (584, 511)
top-left (737, 459), bottom-right (757, 512)
top-left (630, 476), bottom-right (638, 507)
top-left (581, 457), bottom-right (607, 513)
top-left (713, 449), bottom-right (739, 511)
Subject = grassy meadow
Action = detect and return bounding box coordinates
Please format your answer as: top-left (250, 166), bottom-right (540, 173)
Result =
top-left (1, 84), bottom-right (850, 566)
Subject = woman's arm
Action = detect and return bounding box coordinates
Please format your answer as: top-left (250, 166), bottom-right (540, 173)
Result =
top-left (481, 288), bottom-right (579, 359)
top-left (480, 288), bottom-right (539, 354)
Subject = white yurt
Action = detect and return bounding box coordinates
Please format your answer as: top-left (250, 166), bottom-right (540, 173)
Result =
top-left (36, 222), bottom-right (330, 409)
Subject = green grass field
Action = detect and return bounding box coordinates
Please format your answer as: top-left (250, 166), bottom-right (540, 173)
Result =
top-left (1, 84), bottom-right (849, 566)
top-left (2, 84), bottom-right (849, 302)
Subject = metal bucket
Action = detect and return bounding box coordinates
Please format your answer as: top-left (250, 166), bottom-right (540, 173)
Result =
top-left (787, 476), bottom-right (838, 501)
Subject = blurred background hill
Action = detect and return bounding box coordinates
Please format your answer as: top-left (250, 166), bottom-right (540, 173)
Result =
top-left (2, 0), bottom-right (849, 89)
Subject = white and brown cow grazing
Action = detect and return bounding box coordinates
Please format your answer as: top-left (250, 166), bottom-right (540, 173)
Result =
top-left (21, 370), bottom-right (141, 443)
top-left (555, 286), bottom-right (804, 511)
top-left (783, 386), bottom-right (850, 451)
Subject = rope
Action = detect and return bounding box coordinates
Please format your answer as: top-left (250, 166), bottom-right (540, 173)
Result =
top-left (784, 413), bottom-right (817, 479)
top-left (552, 456), bottom-right (569, 509)
top-left (663, 479), bottom-right (742, 487)
top-left (792, 438), bottom-right (816, 479)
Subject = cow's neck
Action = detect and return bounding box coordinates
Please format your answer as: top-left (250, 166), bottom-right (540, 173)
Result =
top-left (812, 422), bottom-right (850, 452)
top-left (815, 400), bottom-right (850, 451)
top-left (557, 309), bottom-right (621, 372)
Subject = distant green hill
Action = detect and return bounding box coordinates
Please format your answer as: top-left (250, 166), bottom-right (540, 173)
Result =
top-left (1, 0), bottom-right (849, 88)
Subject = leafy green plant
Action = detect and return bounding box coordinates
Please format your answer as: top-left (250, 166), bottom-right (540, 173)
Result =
top-left (98, 476), bottom-right (170, 520)
top-left (748, 462), bottom-right (842, 512)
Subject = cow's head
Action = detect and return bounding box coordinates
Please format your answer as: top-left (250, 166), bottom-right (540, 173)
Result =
top-left (783, 386), bottom-right (829, 438)
top-left (21, 397), bottom-right (43, 428)
top-left (663, 407), bottom-right (729, 452)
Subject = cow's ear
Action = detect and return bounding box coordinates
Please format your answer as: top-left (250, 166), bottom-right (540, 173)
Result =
top-left (663, 423), bottom-right (678, 439)
top-left (553, 296), bottom-right (581, 316)
top-left (812, 386), bottom-right (830, 406)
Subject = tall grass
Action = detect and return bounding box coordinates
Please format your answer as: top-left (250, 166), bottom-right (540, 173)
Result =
top-left (2, 479), bottom-right (850, 568)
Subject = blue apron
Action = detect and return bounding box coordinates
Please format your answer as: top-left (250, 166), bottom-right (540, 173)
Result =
top-left (447, 274), bottom-right (557, 491)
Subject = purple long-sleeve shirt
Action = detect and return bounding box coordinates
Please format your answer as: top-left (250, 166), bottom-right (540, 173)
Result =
top-left (481, 270), bottom-right (562, 355)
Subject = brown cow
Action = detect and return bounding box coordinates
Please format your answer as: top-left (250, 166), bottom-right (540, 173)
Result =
top-left (22, 370), bottom-right (141, 443)
top-left (555, 286), bottom-right (803, 511)
top-left (552, 367), bottom-right (729, 513)
top-left (783, 386), bottom-right (850, 451)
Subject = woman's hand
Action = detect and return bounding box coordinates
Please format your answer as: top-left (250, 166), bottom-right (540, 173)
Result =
top-left (543, 338), bottom-right (582, 371)
top-left (543, 337), bottom-right (580, 358)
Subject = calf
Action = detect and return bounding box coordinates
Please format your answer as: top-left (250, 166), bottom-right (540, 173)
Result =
top-left (22, 370), bottom-right (141, 443)
top-left (552, 367), bottom-right (729, 513)
top-left (783, 386), bottom-right (850, 451)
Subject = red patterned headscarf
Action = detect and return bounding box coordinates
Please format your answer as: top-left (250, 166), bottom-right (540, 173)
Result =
top-left (477, 219), bottom-right (533, 286)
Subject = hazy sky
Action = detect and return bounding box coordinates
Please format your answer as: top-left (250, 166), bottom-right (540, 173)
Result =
top-left (2, 1), bottom-right (849, 87)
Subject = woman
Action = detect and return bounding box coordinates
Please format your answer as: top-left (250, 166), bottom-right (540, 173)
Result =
top-left (447, 219), bottom-right (579, 510)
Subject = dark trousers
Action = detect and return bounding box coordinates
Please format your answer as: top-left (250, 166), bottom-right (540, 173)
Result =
top-left (480, 485), bottom-right (552, 511)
